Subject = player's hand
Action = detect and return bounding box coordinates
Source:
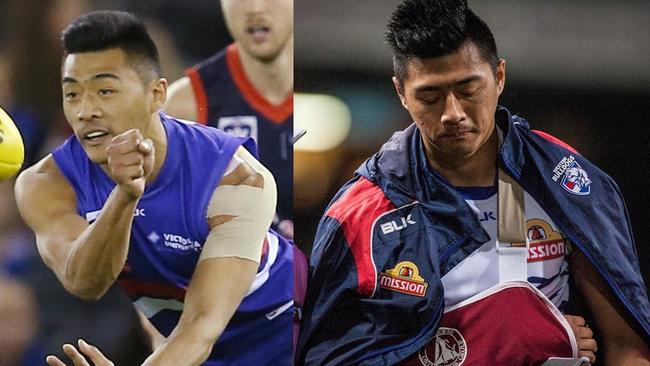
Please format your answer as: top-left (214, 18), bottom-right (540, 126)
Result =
top-left (106, 128), bottom-right (154, 200)
top-left (565, 314), bottom-right (597, 364)
top-left (46, 339), bottom-right (114, 366)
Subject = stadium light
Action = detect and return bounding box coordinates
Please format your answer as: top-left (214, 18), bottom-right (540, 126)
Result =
top-left (294, 93), bottom-right (351, 152)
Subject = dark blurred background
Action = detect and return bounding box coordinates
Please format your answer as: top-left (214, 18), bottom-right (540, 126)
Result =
top-left (0, 0), bottom-right (232, 364)
top-left (294, 0), bottom-right (650, 290)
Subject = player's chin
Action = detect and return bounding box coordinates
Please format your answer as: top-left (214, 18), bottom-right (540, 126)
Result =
top-left (247, 44), bottom-right (283, 62)
top-left (437, 136), bottom-right (477, 151)
top-left (440, 142), bottom-right (483, 159)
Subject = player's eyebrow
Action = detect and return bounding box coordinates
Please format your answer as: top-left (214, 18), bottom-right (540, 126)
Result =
top-left (414, 84), bottom-right (441, 93)
top-left (62, 77), bottom-right (78, 84)
top-left (62, 73), bottom-right (121, 84)
top-left (414, 75), bottom-right (483, 93)
top-left (455, 75), bottom-right (482, 86)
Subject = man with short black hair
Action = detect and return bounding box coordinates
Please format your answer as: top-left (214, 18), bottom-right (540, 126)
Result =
top-left (297, 1), bottom-right (650, 365)
top-left (16, 10), bottom-right (293, 366)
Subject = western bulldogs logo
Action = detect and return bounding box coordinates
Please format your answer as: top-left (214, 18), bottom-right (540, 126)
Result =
top-left (217, 116), bottom-right (258, 142)
top-left (560, 161), bottom-right (591, 195)
top-left (417, 327), bottom-right (467, 366)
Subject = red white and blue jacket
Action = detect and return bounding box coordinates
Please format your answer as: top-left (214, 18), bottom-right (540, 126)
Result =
top-left (296, 106), bottom-right (650, 365)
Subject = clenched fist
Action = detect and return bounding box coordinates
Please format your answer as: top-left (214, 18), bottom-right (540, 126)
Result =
top-left (105, 129), bottom-right (154, 200)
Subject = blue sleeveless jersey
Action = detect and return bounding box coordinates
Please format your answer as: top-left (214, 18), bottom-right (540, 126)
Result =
top-left (51, 114), bottom-right (293, 365)
top-left (186, 43), bottom-right (293, 224)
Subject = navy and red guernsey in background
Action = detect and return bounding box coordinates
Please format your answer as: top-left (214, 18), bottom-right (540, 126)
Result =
top-left (187, 44), bottom-right (293, 227)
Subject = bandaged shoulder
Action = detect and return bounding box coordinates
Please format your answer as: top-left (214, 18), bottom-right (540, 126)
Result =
top-left (200, 147), bottom-right (277, 263)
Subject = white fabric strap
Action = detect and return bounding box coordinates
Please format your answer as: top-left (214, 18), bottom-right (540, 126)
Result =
top-left (542, 357), bottom-right (590, 366)
top-left (497, 167), bottom-right (529, 282)
top-left (496, 240), bottom-right (528, 282)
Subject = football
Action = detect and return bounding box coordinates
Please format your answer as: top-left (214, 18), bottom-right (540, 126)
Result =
top-left (0, 106), bottom-right (25, 180)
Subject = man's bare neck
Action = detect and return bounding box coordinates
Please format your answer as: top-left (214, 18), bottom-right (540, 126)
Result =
top-left (237, 42), bottom-right (293, 105)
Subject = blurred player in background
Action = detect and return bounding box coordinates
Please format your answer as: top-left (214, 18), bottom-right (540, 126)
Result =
top-left (15, 10), bottom-right (293, 366)
top-left (165, 0), bottom-right (294, 239)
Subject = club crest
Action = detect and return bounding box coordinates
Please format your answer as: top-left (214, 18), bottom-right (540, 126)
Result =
top-left (217, 116), bottom-right (259, 142)
top-left (560, 161), bottom-right (591, 195)
top-left (417, 327), bottom-right (467, 366)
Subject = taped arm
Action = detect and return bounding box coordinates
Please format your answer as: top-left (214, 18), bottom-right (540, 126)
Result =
top-left (200, 146), bottom-right (277, 262)
top-left (140, 147), bottom-right (276, 366)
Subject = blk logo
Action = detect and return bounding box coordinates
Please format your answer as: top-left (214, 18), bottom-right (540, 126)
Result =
top-left (479, 211), bottom-right (496, 222)
top-left (380, 214), bottom-right (416, 234)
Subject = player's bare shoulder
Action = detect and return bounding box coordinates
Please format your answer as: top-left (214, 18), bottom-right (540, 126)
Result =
top-left (16, 155), bottom-right (71, 194)
top-left (15, 155), bottom-right (77, 223)
top-left (164, 76), bottom-right (198, 121)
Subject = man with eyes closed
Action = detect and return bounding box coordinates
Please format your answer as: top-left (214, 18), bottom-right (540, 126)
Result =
top-left (297, 1), bottom-right (650, 365)
top-left (15, 10), bottom-right (293, 366)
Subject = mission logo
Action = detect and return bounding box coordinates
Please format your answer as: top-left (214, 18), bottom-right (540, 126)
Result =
top-left (379, 261), bottom-right (428, 297)
top-left (526, 219), bottom-right (566, 263)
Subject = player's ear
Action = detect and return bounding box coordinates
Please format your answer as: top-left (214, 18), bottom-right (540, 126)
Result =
top-left (496, 58), bottom-right (506, 97)
top-left (392, 76), bottom-right (408, 110)
top-left (150, 77), bottom-right (168, 112)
